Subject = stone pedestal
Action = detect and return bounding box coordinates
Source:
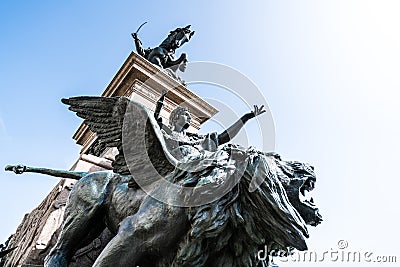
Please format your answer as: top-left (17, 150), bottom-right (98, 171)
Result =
top-left (1, 52), bottom-right (217, 267)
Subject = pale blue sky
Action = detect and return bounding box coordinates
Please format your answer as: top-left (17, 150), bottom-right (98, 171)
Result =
top-left (1, 1), bottom-right (399, 266)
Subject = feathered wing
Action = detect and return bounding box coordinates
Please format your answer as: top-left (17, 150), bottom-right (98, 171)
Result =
top-left (62, 96), bottom-right (177, 176)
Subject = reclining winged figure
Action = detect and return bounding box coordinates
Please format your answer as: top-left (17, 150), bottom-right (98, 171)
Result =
top-left (6, 93), bottom-right (322, 267)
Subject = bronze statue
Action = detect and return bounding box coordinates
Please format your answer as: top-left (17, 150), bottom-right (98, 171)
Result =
top-left (7, 94), bottom-right (322, 266)
top-left (132, 24), bottom-right (194, 69)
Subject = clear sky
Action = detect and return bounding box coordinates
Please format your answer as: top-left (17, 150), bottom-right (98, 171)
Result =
top-left (1, 1), bottom-right (399, 266)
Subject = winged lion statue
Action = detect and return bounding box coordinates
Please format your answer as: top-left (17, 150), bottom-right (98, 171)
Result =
top-left (6, 93), bottom-right (322, 266)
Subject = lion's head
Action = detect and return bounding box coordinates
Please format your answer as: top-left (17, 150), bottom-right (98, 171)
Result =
top-left (279, 160), bottom-right (322, 227)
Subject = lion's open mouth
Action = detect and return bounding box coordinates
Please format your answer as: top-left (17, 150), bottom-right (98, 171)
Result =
top-left (299, 188), bottom-right (314, 204)
top-left (298, 177), bottom-right (323, 226)
top-left (299, 176), bottom-right (315, 204)
top-left (283, 172), bottom-right (323, 227)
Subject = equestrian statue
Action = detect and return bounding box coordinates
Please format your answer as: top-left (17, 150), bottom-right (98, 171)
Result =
top-left (132, 23), bottom-right (194, 69)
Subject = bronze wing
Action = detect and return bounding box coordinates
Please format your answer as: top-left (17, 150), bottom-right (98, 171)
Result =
top-left (62, 96), bottom-right (177, 177)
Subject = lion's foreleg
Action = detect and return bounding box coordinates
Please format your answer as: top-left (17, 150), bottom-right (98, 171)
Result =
top-left (93, 197), bottom-right (188, 266)
top-left (44, 173), bottom-right (112, 267)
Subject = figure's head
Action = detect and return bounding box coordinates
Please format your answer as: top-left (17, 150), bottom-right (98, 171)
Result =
top-left (169, 106), bottom-right (191, 132)
top-left (178, 58), bottom-right (188, 72)
top-left (168, 59), bottom-right (188, 73)
top-left (168, 58), bottom-right (188, 73)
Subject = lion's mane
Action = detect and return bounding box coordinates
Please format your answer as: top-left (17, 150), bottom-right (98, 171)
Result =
top-left (172, 149), bottom-right (310, 267)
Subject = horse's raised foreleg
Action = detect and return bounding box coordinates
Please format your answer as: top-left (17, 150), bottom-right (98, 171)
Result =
top-left (44, 172), bottom-right (112, 267)
top-left (93, 196), bottom-right (188, 266)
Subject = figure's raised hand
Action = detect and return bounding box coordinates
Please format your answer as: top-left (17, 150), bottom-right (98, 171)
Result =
top-left (131, 32), bottom-right (142, 46)
top-left (252, 105), bottom-right (266, 117)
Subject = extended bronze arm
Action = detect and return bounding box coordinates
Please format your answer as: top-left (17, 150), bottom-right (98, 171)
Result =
top-left (132, 33), bottom-right (146, 58)
top-left (5, 165), bottom-right (87, 180)
top-left (131, 22), bottom-right (147, 57)
top-left (217, 105), bottom-right (266, 145)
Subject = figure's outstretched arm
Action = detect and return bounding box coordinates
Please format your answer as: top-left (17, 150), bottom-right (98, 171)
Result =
top-left (217, 105), bottom-right (266, 145)
top-left (5, 165), bottom-right (87, 180)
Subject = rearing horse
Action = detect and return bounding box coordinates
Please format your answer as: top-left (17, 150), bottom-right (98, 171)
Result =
top-left (133, 25), bottom-right (194, 69)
